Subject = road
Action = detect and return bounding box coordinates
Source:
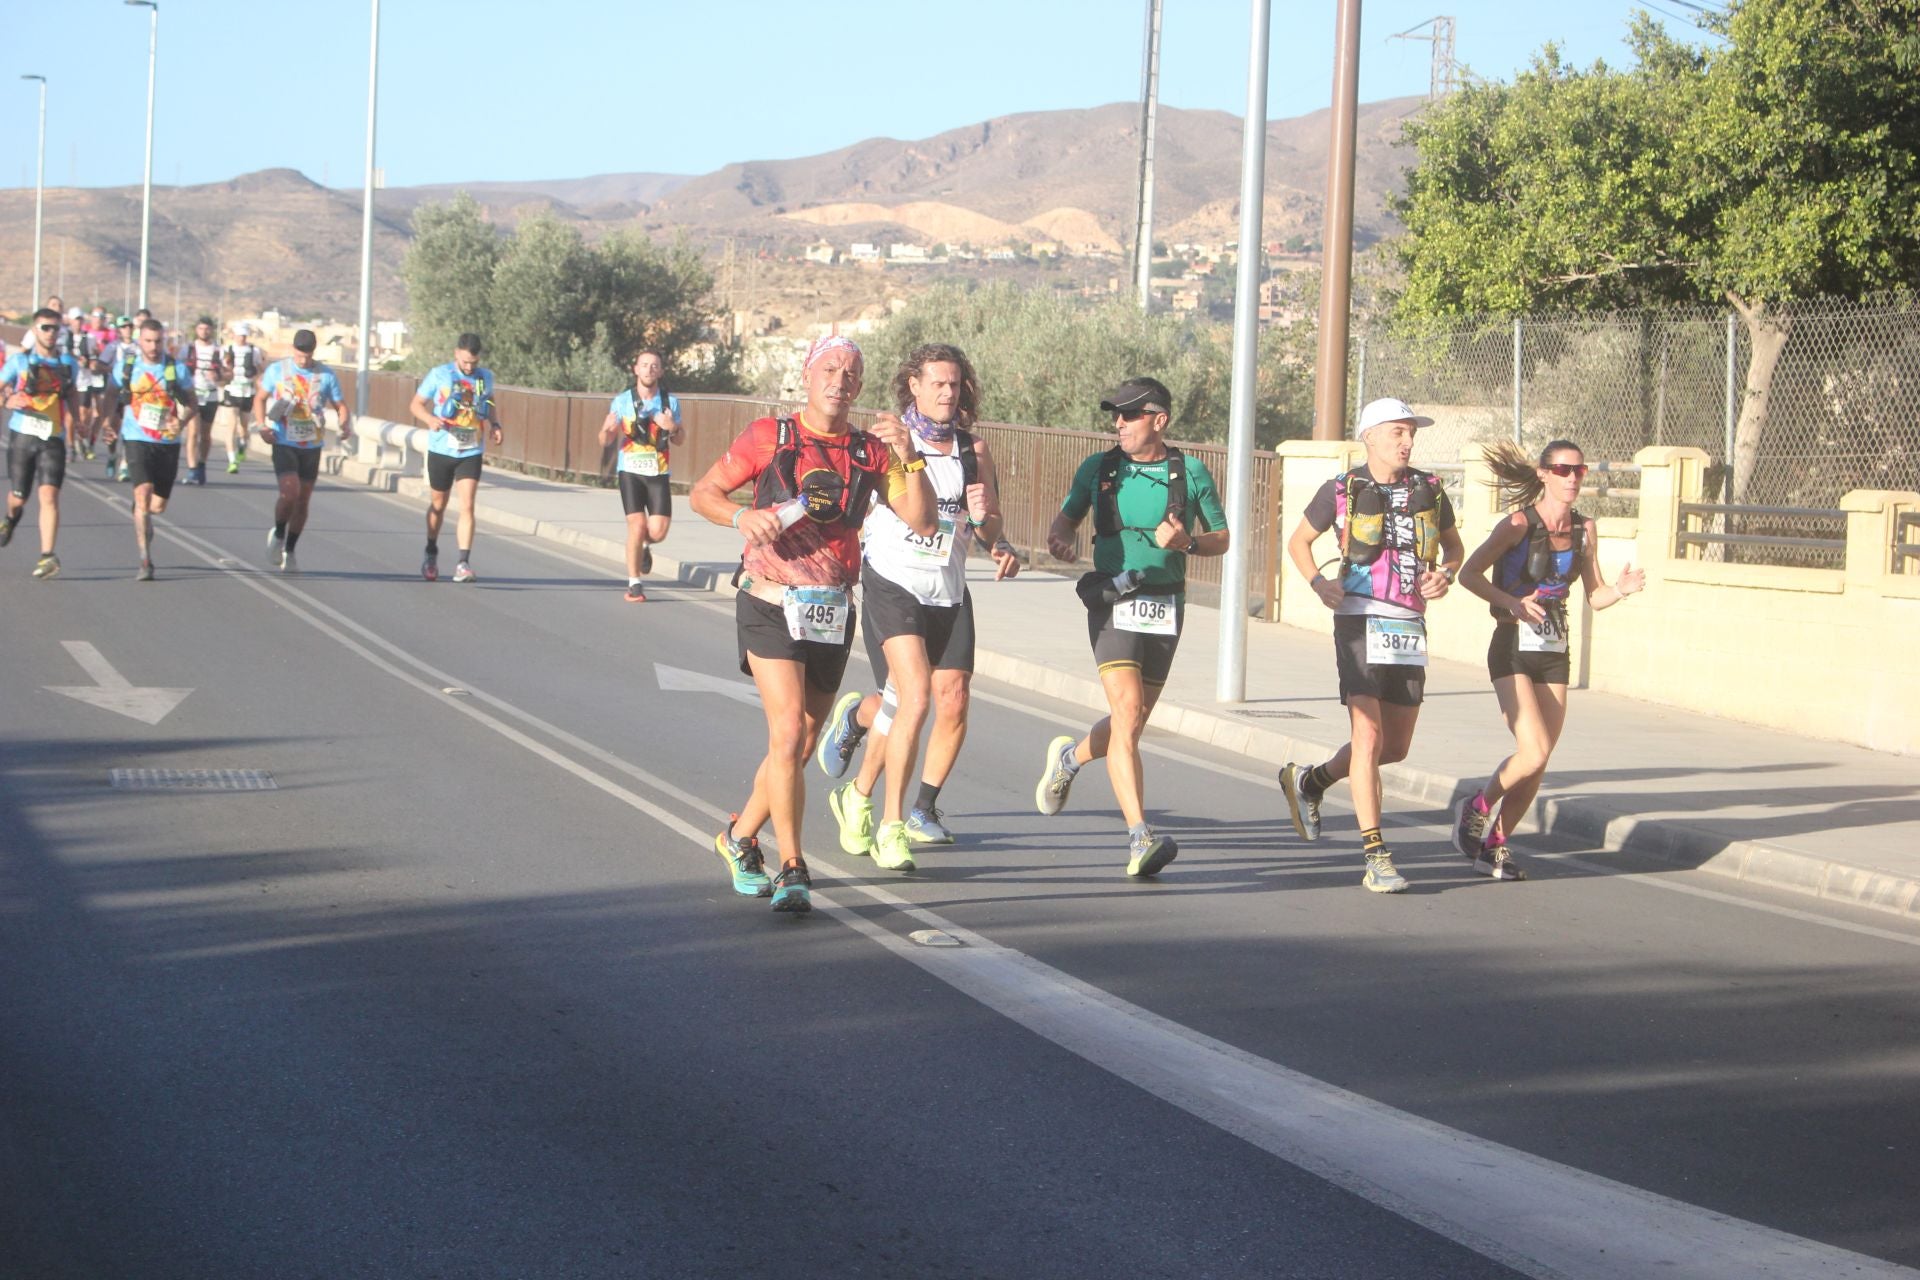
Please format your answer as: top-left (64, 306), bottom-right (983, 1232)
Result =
top-left (2, 466), bottom-right (1917, 1279)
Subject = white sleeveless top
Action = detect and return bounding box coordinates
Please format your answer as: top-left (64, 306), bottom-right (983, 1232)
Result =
top-left (862, 428), bottom-right (973, 606)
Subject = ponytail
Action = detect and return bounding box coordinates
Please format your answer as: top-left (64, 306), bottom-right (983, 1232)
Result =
top-left (1482, 438), bottom-right (1581, 510)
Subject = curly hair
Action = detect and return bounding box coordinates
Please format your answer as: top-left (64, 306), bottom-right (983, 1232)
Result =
top-left (1482, 438), bottom-right (1583, 510)
top-left (891, 343), bottom-right (981, 427)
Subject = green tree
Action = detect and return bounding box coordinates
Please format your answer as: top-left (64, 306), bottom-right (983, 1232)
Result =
top-left (402, 192), bottom-right (500, 364)
top-left (488, 213), bottom-right (599, 389)
top-left (1393, 0), bottom-right (1920, 499)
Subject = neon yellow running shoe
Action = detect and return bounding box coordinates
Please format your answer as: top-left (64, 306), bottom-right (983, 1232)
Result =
top-left (828, 780), bottom-right (875, 856)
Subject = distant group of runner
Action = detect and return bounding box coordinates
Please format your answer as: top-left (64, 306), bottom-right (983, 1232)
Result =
top-left (6, 305), bottom-right (1646, 905)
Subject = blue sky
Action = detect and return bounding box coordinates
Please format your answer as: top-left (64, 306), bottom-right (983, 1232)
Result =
top-left (4, 1), bottom-right (1709, 191)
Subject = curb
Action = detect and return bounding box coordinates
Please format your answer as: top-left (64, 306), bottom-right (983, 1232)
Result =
top-left (326, 454), bottom-right (1920, 924)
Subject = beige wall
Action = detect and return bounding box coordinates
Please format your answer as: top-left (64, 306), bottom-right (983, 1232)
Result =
top-left (1277, 441), bottom-right (1920, 755)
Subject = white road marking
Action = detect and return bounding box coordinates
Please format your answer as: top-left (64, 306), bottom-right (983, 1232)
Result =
top-left (76, 478), bottom-right (1917, 1280)
top-left (654, 661), bottom-right (761, 707)
top-left (43, 639), bottom-right (193, 725)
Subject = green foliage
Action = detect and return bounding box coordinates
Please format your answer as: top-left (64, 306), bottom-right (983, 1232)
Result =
top-left (400, 197), bottom-right (742, 395)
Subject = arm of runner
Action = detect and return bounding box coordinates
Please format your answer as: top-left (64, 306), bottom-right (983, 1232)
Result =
top-left (1285, 510), bottom-right (1344, 611)
top-left (968, 435), bottom-right (1005, 548)
top-left (1457, 513), bottom-right (1543, 619)
top-left (1419, 525), bottom-right (1467, 599)
top-left (597, 410), bottom-right (623, 446)
top-left (1049, 452), bottom-right (1100, 562)
top-left (869, 412), bottom-right (938, 537)
top-left (1581, 517), bottom-right (1645, 610)
top-left (329, 376), bottom-right (353, 441)
top-left (690, 425), bottom-right (783, 547)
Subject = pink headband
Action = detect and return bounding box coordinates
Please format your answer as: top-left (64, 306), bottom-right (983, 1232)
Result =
top-left (804, 334), bottom-right (862, 372)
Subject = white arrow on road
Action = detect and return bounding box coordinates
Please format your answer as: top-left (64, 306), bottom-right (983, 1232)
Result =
top-left (654, 662), bottom-right (759, 708)
top-left (45, 641), bottom-right (194, 725)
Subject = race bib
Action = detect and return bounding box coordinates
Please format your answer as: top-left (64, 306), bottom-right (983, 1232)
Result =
top-left (228, 378), bottom-right (255, 398)
top-left (1365, 616), bottom-right (1427, 667)
top-left (139, 402), bottom-right (173, 440)
top-left (285, 413), bottom-right (319, 444)
top-left (783, 585), bottom-right (849, 645)
top-left (194, 376), bottom-right (219, 396)
top-left (619, 445), bottom-right (661, 476)
top-left (1518, 613), bottom-right (1569, 654)
top-left (1114, 593), bottom-right (1178, 635)
top-left (13, 409), bottom-right (53, 440)
top-left (903, 517), bottom-right (957, 564)
top-left (446, 424), bottom-right (478, 448)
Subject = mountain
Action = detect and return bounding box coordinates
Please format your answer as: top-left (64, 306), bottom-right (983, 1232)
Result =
top-left (0, 97), bottom-right (1425, 321)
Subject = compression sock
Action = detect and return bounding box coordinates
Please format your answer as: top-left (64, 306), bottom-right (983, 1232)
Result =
top-left (457, 548), bottom-right (471, 565)
top-left (915, 781), bottom-right (942, 813)
top-left (273, 521), bottom-right (288, 539)
top-left (285, 531), bottom-right (301, 552)
top-left (1360, 827), bottom-right (1385, 853)
top-left (1304, 763), bottom-right (1336, 798)
top-left (424, 540), bottom-right (438, 557)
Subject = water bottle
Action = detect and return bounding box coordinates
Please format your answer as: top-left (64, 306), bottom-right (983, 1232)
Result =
top-left (774, 497), bottom-right (809, 531)
top-left (1101, 569), bottom-right (1146, 604)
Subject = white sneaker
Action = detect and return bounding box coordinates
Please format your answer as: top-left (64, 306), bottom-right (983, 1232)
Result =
top-left (279, 550), bottom-right (299, 574)
top-left (267, 529), bottom-right (285, 562)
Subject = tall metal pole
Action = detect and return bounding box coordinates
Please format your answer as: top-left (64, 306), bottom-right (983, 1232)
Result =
top-left (22, 76), bottom-right (46, 308)
top-left (355, 0), bottom-right (381, 417)
top-left (1132, 0), bottom-right (1164, 310)
top-left (1310, 0), bottom-right (1363, 439)
top-left (128, 1), bottom-right (159, 312)
top-left (1218, 0), bottom-right (1272, 703)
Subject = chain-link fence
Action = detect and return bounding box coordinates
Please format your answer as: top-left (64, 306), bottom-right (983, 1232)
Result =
top-left (1355, 298), bottom-right (1920, 565)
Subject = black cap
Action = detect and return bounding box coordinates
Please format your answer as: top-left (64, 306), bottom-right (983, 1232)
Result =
top-left (1099, 376), bottom-right (1172, 417)
top-left (292, 328), bottom-right (318, 353)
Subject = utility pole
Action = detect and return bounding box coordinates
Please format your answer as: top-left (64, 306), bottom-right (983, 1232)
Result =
top-left (1310, 0), bottom-right (1364, 440)
top-left (1131, 0), bottom-right (1164, 311)
top-left (354, 0), bottom-right (381, 416)
top-left (1387, 16), bottom-right (1459, 100)
top-left (22, 75), bottom-right (46, 308)
top-left (127, 1), bottom-right (160, 311)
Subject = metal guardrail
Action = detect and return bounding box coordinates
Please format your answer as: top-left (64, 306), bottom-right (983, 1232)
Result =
top-left (1676, 502), bottom-right (1848, 566)
top-left (1896, 511), bottom-right (1920, 572)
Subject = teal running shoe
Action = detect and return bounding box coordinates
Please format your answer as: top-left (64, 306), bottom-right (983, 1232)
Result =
top-left (770, 863), bottom-right (812, 914)
top-left (714, 818), bottom-right (772, 897)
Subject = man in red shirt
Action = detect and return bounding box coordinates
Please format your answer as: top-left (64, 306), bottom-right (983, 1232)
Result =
top-left (689, 336), bottom-right (937, 913)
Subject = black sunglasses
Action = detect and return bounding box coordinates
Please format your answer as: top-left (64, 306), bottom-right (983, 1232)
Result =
top-left (1542, 462), bottom-right (1590, 479)
top-left (35, 323), bottom-right (58, 332)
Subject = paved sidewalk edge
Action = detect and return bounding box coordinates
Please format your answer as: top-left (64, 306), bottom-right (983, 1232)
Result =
top-left (327, 454), bottom-right (1920, 924)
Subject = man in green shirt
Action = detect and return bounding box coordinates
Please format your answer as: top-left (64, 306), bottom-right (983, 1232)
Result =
top-left (1033, 377), bottom-right (1230, 876)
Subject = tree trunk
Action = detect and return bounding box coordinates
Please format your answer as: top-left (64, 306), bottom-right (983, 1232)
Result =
top-left (1727, 292), bottom-right (1793, 506)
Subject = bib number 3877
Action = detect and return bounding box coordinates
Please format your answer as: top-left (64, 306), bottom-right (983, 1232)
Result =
top-left (1365, 616), bottom-right (1428, 667)
top-left (783, 586), bottom-right (849, 645)
top-left (1114, 593), bottom-right (1178, 636)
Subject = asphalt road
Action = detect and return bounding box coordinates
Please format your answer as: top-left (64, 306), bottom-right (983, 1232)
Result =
top-left (2, 465), bottom-right (1917, 1279)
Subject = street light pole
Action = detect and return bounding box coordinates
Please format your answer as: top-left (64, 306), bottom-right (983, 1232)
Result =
top-left (355, 0), bottom-right (381, 417)
top-left (127, 0), bottom-right (159, 312)
top-left (1217, 0), bottom-right (1272, 702)
top-left (1310, 0), bottom-right (1363, 440)
top-left (1132, 0), bottom-right (1163, 311)
top-left (22, 75), bottom-right (46, 308)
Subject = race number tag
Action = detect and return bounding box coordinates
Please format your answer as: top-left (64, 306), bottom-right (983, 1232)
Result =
top-left (619, 446), bottom-right (661, 477)
top-left (1518, 613), bottom-right (1569, 654)
top-left (13, 410), bottom-right (53, 440)
top-left (446, 425), bottom-right (478, 448)
top-left (285, 412), bottom-right (319, 444)
top-left (1114, 593), bottom-right (1178, 635)
top-left (228, 378), bottom-right (254, 398)
top-left (1365, 616), bottom-right (1428, 667)
top-left (783, 585), bottom-right (849, 645)
top-left (138, 402), bottom-right (174, 440)
top-left (904, 517), bottom-right (956, 563)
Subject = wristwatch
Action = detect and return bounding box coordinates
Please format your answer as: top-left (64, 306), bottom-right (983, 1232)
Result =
top-left (902, 455), bottom-right (927, 473)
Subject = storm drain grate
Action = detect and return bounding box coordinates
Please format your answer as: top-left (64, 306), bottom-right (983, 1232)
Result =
top-left (1232, 709), bottom-right (1311, 720)
top-left (110, 769), bottom-right (278, 791)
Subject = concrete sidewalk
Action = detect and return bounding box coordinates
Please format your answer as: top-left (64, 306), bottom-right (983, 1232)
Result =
top-left (329, 442), bottom-right (1920, 922)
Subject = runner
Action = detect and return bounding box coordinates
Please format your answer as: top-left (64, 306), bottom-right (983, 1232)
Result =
top-left (1449, 440), bottom-right (1646, 879)
top-left (0, 307), bottom-right (81, 579)
top-left (98, 315), bottom-right (137, 478)
top-left (256, 328), bottom-right (351, 574)
top-left (815, 342), bottom-right (1020, 870)
top-left (111, 317), bottom-right (196, 581)
top-left (219, 321), bottom-right (265, 474)
top-left (595, 348), bottom-right (682, 602)
top-left (73, 308), bottom-right (112, 460)
top-left (409, 333), bottom-right (502, 583)
top-left (687, 334), bottom-right (936, 912)
top-left (1276, 397), bottom-right (1464, 893)
top-left (108, 309), bottom-right (156, 482)
top-left (1031, 376), bottom-right (1230, 878)
top-left (182, 317), bottom-right (225, 485)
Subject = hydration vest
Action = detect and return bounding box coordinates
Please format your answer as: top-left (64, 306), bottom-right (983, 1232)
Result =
top-left (750, 416), bottom-right (887, 527)
top-left (625, 385), bottom-right (673, 448)
top-left (1492, 506), bottom-right (1585, 618)
top-left (1333, 467), bottom-right (1442, 570)
top-left (225, 344), bottom-right (261, 380)
top-left (1092, 445), bottom-right (1186, 540)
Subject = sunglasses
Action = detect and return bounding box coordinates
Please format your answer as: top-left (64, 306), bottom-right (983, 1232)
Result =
top-left (35, 323), bottom-right (58, 331)
top-left (1542, 462), bottom-right (1590, 479)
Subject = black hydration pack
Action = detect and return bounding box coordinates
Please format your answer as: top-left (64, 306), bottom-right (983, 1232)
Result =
top-left (750, 416), bottom-right (887, 527)
top-left (1092, 445), bottom-right (1186, 539)
top-left (1491, 505), bottom-right (1586, 618)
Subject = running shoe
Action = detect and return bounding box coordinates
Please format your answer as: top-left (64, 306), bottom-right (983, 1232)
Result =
top-left (421, 553), bottom-right (439, 582)
top-left (1277, 762), bottom-right (1323, 843)
top-left (81, 444), bottom-right (95, 461)
top-left (226, 458), bottom-right (240, 475)
top-left (1126, 830), bottom-right (1179, 878)
top-left (624, 583), bottom-right (647, 603)
top-left (770, 863), bottom-right (812, 913)
top-left (1473, 831), bottom-right (1528, 882)
top-left (904, 806), bottom-right (954, 845)
top-left (828, 781), bottom-right (875, 856)
top-left (815, 689), bottom-right (867, 778)
top-left (452, 562), bottom-right (476, 584)
top-left (32, 553), bottom-right (59, 580)
top-left (1362, 848), bottom-right (1409, 894)
top-left (191, 464), bottom-right (207, 486)
top-left (1034, 735), bottom-right (1078, 816)
top-left (640, 546), bottom-right (654, 575)
top-left (105, 453), bottom-right (117, 477)
top-left (236, 444), bottom-right (247, 462)
top-left (280, 550), bottom-right (299, 575)
top-left (135, 560), bottom-right (155, 582)
top-left (713, 819), bottom-right (772, 897)
top-left (0, 515), bottom-right (14, 548)
top-left (872, 820), bottom-right (916, 872)
top-left (1452, 791), bottom-right (1492, 859)
top-left (267, 529), bottom-right (285, 562)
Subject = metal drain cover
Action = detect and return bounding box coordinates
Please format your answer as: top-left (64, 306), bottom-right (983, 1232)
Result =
top-left (110, 768), bottom-right (278, 791)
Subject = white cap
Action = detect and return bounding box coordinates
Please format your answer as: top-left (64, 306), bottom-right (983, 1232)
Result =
top-left (67, 307), bottom-right (83, 319)
top-left (1353, 396), bottom-right (1434, 439)
top-left (233, 321), bottom-right (252, 336)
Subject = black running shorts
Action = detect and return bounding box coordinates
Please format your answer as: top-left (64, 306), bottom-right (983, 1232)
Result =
top-left (1486, 622), bottom-right (1572, 686)
top-left (860, 563), bottom-right (975, 681)
top-left (272, 444), bottom-right (323, 484)
top-left (736, 590), bottom-right (855, 694)
top-left (195, 401), bottom-right (219, 426)
top-left (1086, 596), bottom-right (1183, 686)
top-left (1333, 613), bottom-right (1425, 707)
top-left (8, 431), bottom-right (67, 496)
top-left (123, 440), bottom-right (181, 497)
top-left (619, 473), bottom-right (672, 517)
top-left (427, 451), bottom-right (483, 493)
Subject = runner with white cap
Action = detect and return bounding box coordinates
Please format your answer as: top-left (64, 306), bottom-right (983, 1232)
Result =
top-left (219, 321), bottom-right (266, 474)
top-left (1277, 396), bottom-right (1464, 893)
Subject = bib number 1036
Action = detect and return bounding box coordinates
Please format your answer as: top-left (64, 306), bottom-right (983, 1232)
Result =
top-left (1114, 593), bottom-right (1177, 636)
